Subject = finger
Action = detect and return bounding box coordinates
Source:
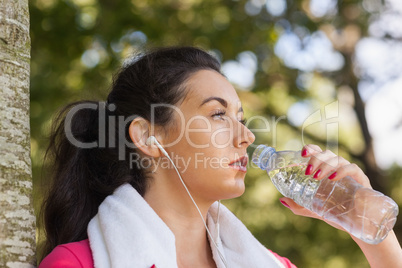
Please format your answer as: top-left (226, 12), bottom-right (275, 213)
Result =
top-left (327, 163), bottom-right (372, 188)
top-left (279, 198), bottom-right (320, 219)
top-left (304, 149), bottom-right (337, 176)
top-left (280, 198), bottom-right (347, 231)
top-left (301, 144), bottom-right (323, 158)
top-left (310, 156), bottom-right (350, 180)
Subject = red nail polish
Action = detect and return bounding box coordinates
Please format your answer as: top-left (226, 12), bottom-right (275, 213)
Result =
top-left (313, 169), bottom-right (321, 179)
top-left (151, 265), bottom-right (156, 268)
top-left (280, 200), bottom-right (290, 208)
top-left (301, 148), bottom-right (308, 157)
top-left (328, 172), bottom-right (337, 180)
top-left (305, 164), bottom-right (313, 175)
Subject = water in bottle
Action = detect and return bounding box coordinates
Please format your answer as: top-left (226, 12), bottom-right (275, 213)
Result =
top-left (252, 145), bottom-right (399, 244)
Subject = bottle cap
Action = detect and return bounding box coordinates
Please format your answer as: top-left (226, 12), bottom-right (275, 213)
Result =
top-left (252, 145), bottom-right (276, 170)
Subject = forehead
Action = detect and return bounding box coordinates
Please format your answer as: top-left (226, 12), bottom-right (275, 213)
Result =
top-left (182, 70), bottom-right (241, 107)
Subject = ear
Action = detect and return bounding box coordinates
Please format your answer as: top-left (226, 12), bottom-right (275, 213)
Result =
top-left (128, 117), bottom-right (163, 158)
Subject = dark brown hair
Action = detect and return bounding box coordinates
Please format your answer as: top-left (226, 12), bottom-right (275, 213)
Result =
top-left (40, 47), bottom-right (221, 261)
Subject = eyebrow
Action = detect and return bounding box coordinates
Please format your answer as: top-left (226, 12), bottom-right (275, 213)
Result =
top-left (199, 96), bottom-right (243, 112)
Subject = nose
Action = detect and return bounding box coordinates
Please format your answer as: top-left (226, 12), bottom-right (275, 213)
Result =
top-left (234, 121), bottom-right (255, 148)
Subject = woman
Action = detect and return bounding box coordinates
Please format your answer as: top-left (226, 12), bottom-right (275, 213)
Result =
top-left (39, 47), bottom-right (402, 267)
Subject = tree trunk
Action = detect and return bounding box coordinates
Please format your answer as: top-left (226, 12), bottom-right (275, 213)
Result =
top-left (0, 0), bottom-right (35, 266)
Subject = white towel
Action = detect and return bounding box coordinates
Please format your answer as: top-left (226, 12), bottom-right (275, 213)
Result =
top-left (88, 183), bottom-right (285, 268)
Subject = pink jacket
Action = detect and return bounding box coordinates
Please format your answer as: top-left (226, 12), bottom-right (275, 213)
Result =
top-left (39, 239), bottom-right (296, 268)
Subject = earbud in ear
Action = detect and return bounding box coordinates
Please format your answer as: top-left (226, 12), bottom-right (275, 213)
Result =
top-left (146, 136), bottom-right (169, 157)
top-left (146, 136), bottom-right (156, 146)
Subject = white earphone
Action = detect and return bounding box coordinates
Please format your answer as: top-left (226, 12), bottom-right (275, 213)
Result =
top-left (146, 136), bottom-right (227, 267)
top-left (146, 136), bottom-right (169, 156)
top-left (146, 135), bottom-right (156, 146)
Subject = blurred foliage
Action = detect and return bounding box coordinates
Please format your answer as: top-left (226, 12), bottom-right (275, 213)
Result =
top-left (30, 0), bottom-right (402, 267)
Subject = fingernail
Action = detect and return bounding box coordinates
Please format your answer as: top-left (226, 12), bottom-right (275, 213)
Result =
top-left (301, 148), bottom-right (308, 157)
top-left (151, 265), bottom-right (156, 268)
top-left (328, 172), bottom-right (337, 180)
top-left (305, 164), bottom-right (313, 175)
top-left (313, 169), bottom-right (321, 179)
top-left (280, 200), bottom-right (290, 208)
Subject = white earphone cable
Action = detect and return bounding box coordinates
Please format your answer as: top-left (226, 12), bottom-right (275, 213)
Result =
top-left (151, 138), bottom-right (228, 268)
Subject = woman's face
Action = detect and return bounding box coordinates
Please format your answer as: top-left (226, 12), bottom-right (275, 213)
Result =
top-left (160, 70), bottom-right (255, 202)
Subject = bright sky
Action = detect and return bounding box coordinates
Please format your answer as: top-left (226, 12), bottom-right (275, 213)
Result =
top-left (365, 77), bottom-right (402, 168)
top-left (356, 0), bottom-right (402, 168)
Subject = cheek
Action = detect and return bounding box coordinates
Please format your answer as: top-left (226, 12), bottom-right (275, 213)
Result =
top-left (186, 132), bottom-right (212, 148)
top-left (186, 121), bottom-right (234, 149)
top-left (211, 128), bottom-right (232, 148)
top-left (173, 149), bottom-right (244, 199)
top-left (185, 118), bottom-right (214, 148)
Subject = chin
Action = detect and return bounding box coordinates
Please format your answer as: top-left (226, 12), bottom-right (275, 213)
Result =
top-left (221, 180), bottom-right (245, 200)
top-left (233, 183), bottom-right (246, 198)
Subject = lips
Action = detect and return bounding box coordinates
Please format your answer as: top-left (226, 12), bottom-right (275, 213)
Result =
top-left (229, 155), bottom-right (248, 172)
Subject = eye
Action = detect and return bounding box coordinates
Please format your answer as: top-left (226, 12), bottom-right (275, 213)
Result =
top-left (239, 118), bottom-right (247, 125)
top-left (212, 109), bottom-right (226, 120)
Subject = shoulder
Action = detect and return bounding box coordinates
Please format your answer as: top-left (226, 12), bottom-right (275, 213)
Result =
top-left (39, 239), bottom-right (94, 268)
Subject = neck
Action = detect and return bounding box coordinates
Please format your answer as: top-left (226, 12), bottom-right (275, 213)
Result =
top-left (145, 164), bottom-right (215, 217)
top-left (144, 169), bottom-right (217, 267)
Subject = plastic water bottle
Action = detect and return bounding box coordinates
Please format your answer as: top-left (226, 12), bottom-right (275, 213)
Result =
top-left (252, 145), bottom-right (399, 244)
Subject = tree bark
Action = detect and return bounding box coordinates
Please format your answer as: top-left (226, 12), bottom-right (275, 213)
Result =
top-left (0, 0), bottom-right (35, 266)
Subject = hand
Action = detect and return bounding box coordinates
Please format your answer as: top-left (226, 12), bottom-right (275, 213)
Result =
top-left (279, 144), bottom-right (402, 268)
top-left (279, 144), bottom-right (371, 231)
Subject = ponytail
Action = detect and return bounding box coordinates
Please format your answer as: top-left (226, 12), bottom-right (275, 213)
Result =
top-left (39, 100), bottom-right (147, 261)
